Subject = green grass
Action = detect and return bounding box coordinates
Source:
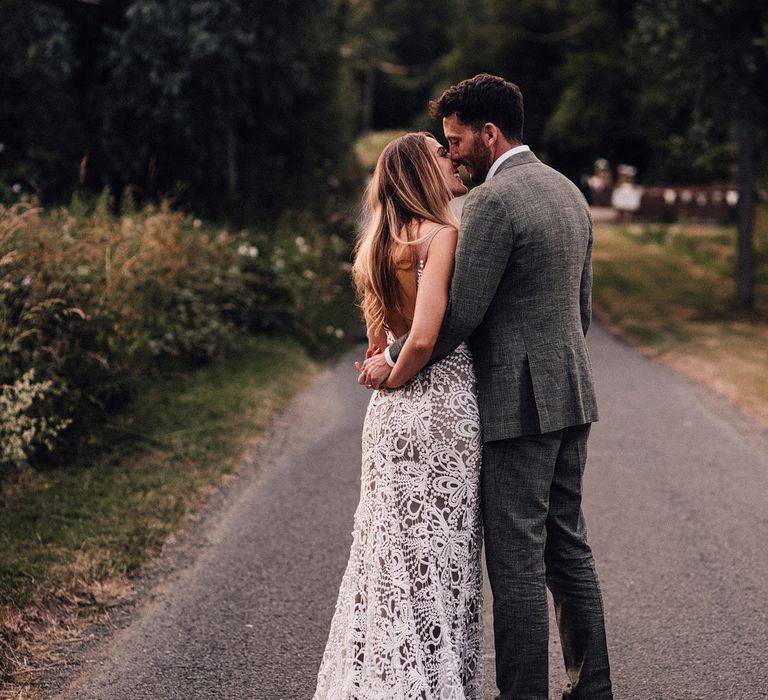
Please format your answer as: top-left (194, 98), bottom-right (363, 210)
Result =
top-left (592, 220), bottom-right (768, 425)
top-left (0, 336), bottom-right (318, 611)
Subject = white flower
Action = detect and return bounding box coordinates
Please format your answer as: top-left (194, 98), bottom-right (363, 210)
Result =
top-left (193, 218), bottom-right (202, 229)
top-left (274, 258), bottom-right (285, 270)
top-left (334, 328), bottom-right (345, 338)
top-left (12, 183), bottom-right (21, 193)
top-left (0, 369), bottom-right (72, 466)
top-left (248, 246), bottom-right (258, 258)
top-left (238, 244), bottom-right (249, 255)
top-left (21, 275), bottom-right (31, 287)
top-left (302, 269), bottom-right (316, 280)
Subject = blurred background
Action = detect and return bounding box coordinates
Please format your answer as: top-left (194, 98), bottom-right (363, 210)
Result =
top-left (2, 0), bottom-right (766, 216)
top-left (1, 1), bottom-right (766, 693)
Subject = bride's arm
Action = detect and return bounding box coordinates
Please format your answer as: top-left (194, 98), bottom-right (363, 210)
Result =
top-left (383, 227), bottom-right (458, 389)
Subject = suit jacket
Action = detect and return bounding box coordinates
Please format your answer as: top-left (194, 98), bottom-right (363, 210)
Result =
top-left (389, 150), bottom-right (598, 442)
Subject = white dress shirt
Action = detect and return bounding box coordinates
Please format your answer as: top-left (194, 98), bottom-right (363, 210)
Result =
top-left (485, 144), bottom-right (530, 180)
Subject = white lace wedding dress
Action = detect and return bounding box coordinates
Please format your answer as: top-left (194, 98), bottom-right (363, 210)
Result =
top-left (313, 336), bottom-right (483, 699)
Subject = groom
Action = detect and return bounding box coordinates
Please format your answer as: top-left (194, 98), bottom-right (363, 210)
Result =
top-left (362, 74), bottom-right (613, 699)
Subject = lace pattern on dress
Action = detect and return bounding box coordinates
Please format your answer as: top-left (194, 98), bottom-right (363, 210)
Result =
top-left (313, 344), bottom-right (483, 699)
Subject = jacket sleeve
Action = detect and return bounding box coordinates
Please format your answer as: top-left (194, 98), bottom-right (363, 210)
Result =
top-left (580, 211), bottom-right (593, 337)
top-left (389, 186), bottom-right (514, 364)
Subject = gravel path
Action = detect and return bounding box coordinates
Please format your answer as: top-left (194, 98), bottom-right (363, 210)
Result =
top-left (54, 323), bottom-right (768, 699)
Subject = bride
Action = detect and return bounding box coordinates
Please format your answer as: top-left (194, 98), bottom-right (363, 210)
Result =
top-left (313, 133), bottom-right (483, 699)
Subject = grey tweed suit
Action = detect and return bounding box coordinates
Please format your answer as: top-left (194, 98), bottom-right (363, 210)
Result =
top-left (390, 150), bottom-right (612, 699)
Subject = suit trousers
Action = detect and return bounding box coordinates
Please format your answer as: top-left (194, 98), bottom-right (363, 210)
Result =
top-left (482, 424), bottom-right (613, 700)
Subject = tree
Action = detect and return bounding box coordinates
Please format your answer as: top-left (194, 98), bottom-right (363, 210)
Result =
top-left (0, 1), bottom-right (84, 200)
top-left (98, 0), bottom-right (355, 214)
top-left (438, 0), bottom-right (574, 156)
top-left (1, 0), bottom-right (359, 216)
top-left (543, 0), bottom-right (650, 184)
top-left (635, 0), bottom-right (768, 307)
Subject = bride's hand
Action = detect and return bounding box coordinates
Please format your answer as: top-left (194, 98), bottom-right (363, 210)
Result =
top-left (358, 352), bottom-right (393, 390)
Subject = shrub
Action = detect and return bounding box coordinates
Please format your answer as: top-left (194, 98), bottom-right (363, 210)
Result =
top-left (0, 369), bottom-right (71, 471)
top-left (0, 193), bottom-right (355, 477)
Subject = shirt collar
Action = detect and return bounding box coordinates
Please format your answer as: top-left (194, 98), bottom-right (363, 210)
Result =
top-left (486, 145), bottom-right (531, 180)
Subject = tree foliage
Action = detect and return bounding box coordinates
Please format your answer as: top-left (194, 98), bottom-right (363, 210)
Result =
top-left (633, 0), bottom-right (768, 180)
top-left (633, 0), bottom-right (768, 305)
top-left (1, 0), bottom-right (766, 222)
top-left (0, 1), bottom-right (84, 200)
top-left (0, 0), bottom-right (357, 216)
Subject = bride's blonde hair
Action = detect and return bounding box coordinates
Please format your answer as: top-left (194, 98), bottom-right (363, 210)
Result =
top-left (352, 132), bottom-right (457, 337)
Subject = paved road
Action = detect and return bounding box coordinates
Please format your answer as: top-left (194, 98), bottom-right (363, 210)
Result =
top-left (55, 324), bottom-right (768, 699)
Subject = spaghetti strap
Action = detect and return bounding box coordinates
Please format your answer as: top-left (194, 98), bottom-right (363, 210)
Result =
top-left (416, 223), bottom-right (450, 263)
top-left (415, 223), bottom-right (451, 287)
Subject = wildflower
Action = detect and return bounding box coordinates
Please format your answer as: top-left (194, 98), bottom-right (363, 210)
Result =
top-left (21, 275), bottom-right (31, 288)
top-left (12, 183), bottom-right (21, 193)
top-left (249, 246), bottom-right (258, 258)
top-left (0, 370), bottom-right (71, 467)
top-left (193, 218), bottom-right (202, 229)
top-left (325, 325), bottom-right (335, 334)
top-left (238, 244), bottom-right (249, 255)
top-left (302, 269), bottom-right (316, 280)
top-left (275, 258), bottom-right (285, 270)
top-left (334, 328), bottom-right (345, 339)
top-left (295, 236), bottom-right (309, 254)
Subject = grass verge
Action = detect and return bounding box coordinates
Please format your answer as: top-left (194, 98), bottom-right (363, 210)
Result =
top-left (592, 220), bottom-right (768, 426)
top-left (0, 336), bottom-right (320, 696)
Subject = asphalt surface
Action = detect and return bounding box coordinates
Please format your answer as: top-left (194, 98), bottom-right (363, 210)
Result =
top-left (54, 323), bottom-right (768, 700)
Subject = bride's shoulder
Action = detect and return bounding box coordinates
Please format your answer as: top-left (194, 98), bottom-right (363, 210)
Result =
top-left (421, 222), bottom-right (458, 264)
top-left (427, 221), bottom-right (458, 245)
top-left (420, 220), bottom-right (458, 239)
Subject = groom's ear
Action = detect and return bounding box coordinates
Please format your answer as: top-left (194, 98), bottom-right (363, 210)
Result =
top-left (483, 123), bottom-right (499, 146)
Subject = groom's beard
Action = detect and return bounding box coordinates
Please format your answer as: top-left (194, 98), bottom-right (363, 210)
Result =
top-left (466, 136), bottom-right (493, 183)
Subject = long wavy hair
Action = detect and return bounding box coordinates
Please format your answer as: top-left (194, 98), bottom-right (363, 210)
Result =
top-left (352, 132), bottom-right (457, 337)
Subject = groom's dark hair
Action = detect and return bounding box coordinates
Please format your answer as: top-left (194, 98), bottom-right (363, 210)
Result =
top-left (429, 74), bottom-right (524, 143)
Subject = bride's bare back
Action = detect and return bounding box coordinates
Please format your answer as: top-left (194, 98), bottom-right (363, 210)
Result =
top-left (375, 220), bottom-right (454, 336)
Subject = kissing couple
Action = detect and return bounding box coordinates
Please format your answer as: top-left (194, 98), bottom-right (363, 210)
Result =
top-left (314, 73), bottom-right (613, 700)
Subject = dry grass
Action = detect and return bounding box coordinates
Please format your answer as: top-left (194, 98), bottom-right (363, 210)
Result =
top-left (0, 580), bottom-right (129, 699)
top-left (0, 337), bottom-right (319, 695)
top-left (592, 219), bottom-right (768, 426)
